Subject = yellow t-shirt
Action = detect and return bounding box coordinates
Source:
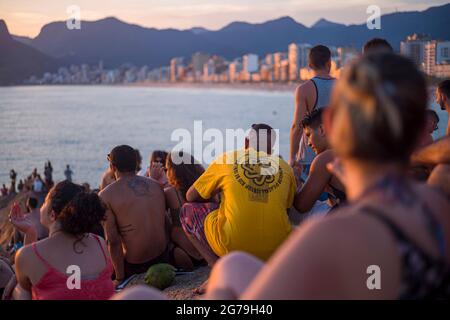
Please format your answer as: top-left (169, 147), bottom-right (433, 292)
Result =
top-left (193, 149), bottom-right (296, 261)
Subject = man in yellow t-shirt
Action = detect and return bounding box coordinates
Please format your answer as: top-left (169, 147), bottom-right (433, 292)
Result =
top-left (181, 124), bottom-right (297, 269)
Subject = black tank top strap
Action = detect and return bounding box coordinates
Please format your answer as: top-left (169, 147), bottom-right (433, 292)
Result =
top-left (362, 205), bottom-right (445, 263)
top-left (328, 183), bottom-right (346, 203)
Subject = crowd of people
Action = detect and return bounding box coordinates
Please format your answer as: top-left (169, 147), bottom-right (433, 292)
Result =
top-left (1, 38), bottom-right (450, 300)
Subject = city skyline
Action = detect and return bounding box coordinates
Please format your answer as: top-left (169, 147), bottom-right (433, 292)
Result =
top-left (1, 0), bottom-right (448, 38)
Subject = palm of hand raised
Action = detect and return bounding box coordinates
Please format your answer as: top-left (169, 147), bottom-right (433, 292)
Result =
top-left (9, 202), bottom-right (33, 234)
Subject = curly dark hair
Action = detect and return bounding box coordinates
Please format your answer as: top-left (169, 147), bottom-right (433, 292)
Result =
top-left (166, 152), bottom-right (204, 199)
top-left (47, 181), bottom-right (106, 236)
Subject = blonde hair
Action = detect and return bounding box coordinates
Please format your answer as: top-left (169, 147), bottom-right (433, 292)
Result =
top-left (329, 53), bottom-right (427, 163)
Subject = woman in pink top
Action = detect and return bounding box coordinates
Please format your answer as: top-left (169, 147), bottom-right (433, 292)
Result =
top-left (11, 181), bottom-right (114, 300)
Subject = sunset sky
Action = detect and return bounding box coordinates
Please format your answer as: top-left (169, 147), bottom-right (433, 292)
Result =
top-left (1, 0), bottom-right (448, 37)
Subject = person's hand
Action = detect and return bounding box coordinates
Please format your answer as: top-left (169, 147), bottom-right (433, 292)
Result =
top-left (149, 163), bottom-right (164, 181)
top-left (326, 158), bottom-right (348, 189)
top-left (9, 202), bottom-right (34, 234)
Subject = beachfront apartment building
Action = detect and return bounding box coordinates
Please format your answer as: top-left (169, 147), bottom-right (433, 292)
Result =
top-left (273, 52), bottom-right (288, 81)
top-left (401, 34), bottom-right (450, 78)
top-left (229, 59), bottom-right (243, 83)
top-left (288, 43), bottom-right (312, 81)
top-left (170, 57), bottom-right (185, 82)
top-left (191, 52), bottom-right (210, 81)
top-left (424, 40), bottom-right (450, 78)
top-left (242, 54), bottom-right (259, 81)
top-left (400, 34), bottom-right (432, 68)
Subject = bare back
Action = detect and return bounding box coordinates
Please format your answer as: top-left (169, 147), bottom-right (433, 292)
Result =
top-left (100, 175), bottom-right (168, 264)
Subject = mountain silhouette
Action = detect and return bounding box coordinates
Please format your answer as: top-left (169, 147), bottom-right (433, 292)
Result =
top-left (2, 3), bottom-right (450, 82)
top-left (0, 20), bottom-right (59, 85)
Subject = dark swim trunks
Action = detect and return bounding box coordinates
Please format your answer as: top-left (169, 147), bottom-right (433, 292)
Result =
top-left (124, 246), bottom-right (171, 278)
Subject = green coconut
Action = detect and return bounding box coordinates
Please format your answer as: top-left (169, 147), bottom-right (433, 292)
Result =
top-left (144, 263), bottom-right (176, 290)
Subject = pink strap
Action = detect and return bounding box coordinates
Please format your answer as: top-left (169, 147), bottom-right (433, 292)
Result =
top-left (91, 234), bottom-right (108, 264)
top-left (32, 243), bottom-right (53, 270)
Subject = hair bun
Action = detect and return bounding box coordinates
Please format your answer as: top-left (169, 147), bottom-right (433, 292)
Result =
top-left (59, 192), bottom-right (106, 235)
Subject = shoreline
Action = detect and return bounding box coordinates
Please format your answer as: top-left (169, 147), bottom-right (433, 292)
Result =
top-left (3, 82), bottom-right (301, 93)
top-left (127, 81), bottom-right (300, 92)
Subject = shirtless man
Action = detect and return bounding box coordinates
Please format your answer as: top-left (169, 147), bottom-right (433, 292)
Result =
top-left (100, 148), bottom-right (143, 191)
top-left (294, 108), bottom-right (345, 214)
top-left (289, 45), bottom-right (335, 176)
top-left (99, 145), bottom-right (170, 282)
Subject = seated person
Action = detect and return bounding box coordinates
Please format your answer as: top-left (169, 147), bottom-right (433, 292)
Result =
top-left (99, 145), bottom-right (189, 281)
top-left (164, 152), bottom-right (207, 269)
top-left (182, 124), bottom-right (296, 269)
top-left (417, 109), bottom-right (439, 148)
top-left (294, 108), bottom-right (346, 214)
top-left (10, 181), bottom-right (114, 300)
top-left (12, 197), bottom-right (49, 251)
top-left (100, 148), bottom-right (143, 191)
top-left (146, 150), bottom-right (169, 187)
top-left (25, 197), bottom-right (48, 240)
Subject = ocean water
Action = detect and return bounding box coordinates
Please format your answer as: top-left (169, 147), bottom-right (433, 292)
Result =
top-left (0, 85), bottom-right (447, 188)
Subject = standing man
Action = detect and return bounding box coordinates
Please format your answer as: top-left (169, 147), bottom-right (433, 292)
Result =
top-left (64, 165), bottom-right (73, 182)
top-left (9, 169), bottom-right (17, 194)
top-left (289, 45), bottom-right (335, 177)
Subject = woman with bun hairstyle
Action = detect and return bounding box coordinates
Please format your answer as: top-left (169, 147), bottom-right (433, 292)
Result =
top-left (10, 181), bottom-right (114, 300)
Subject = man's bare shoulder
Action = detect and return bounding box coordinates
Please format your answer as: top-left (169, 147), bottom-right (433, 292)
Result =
top-left (310, 150), bottom-right (334, 173)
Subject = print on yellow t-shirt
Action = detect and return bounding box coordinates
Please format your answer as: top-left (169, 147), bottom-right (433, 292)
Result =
top-left (193, 149), bottom-right (296, 261)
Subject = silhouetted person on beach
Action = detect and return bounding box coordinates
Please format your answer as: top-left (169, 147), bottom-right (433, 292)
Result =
top-left (44, 161), bottom-right (54, 189)
top-left (17, 180), bottom-right (24, 193)
top-left (1, 184), bottom-right (7, 197)
top-left (9, 169), bottom-right (17, 194)
top-left (64, 165), bottom-right (73, 182)
top-left (32, 175), bottom-right (44, 193)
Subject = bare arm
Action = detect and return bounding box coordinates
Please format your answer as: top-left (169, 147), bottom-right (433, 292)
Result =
top-left (294, 154), bottom-right (332, 213)
top-left (101, 200), bottom-right (125, 281)
top-left (186, 185), bottom-right (209, 203)
top-left (289, 85), bottom-right (309, 166)
top-left (411, 136), bottom-right (450, 165)
top-left (12, 247), bottom-right (32, 300)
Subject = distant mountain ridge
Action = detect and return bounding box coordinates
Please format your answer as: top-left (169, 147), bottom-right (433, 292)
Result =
top-left (2, 3), bottom-right (450, 84)
top-left (312, 18), bottom-right (346, 29)
top-left (0, 20), bottom-right (59, 86)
